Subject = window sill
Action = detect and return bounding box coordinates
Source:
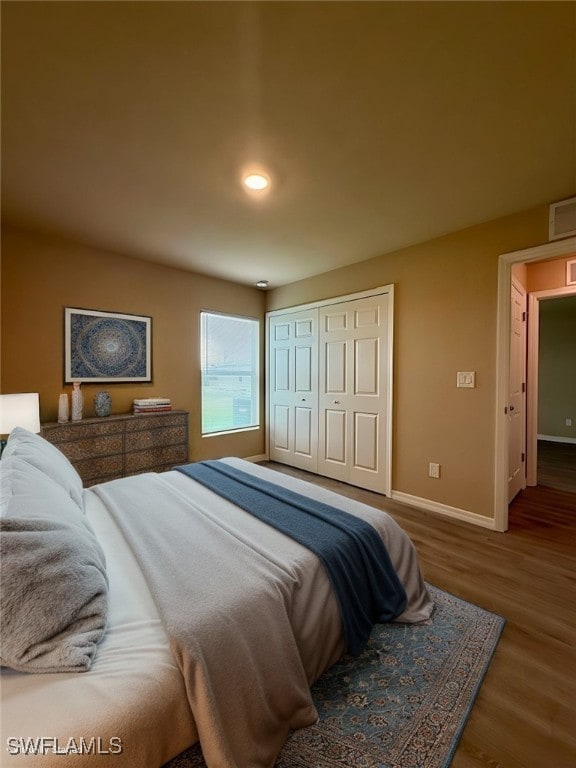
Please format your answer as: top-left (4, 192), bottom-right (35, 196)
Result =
top-left (201, 426), bottom-right (260, 438)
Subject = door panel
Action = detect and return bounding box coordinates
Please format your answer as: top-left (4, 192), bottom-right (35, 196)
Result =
top-left (274, 322), bottom-right (290, 341)
top-left (295, 346), bottom-right (312, 391)
top-left (274, 347), bottom-right (289, 390)
top-left (324, 409), bottom-right (346, 465)
top-left (325, 311), bottom-right (347, 333)
top-left (318, 293), bottom-right (390, 494)
top-left (268, 309), bottom-right (318, 471)
top-left (355, 338), bottom-right (378, 394)
top-left (325, 341), bottom-right (346, 393)
top-left (355, 307), bottom-right (379, 328)
top-left (508, 280), bottom-right (527, 502)
top-left (294, 407), bottom-right (313, 456)
top-left (272, 405), bottom-right (290, 451)
top-left (295, 319), bottom-right (314, 338)
top-left (354, 412), bottom-right (378, 470)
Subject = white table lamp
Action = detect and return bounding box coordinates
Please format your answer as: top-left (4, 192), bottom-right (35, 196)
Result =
top-left (0, 392), bottom-right (41, 455)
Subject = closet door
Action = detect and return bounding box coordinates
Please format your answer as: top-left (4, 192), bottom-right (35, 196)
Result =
top-left (268, 308), bottom-right (319, 472)
top-left (318, 293), bottom-right (391, 494)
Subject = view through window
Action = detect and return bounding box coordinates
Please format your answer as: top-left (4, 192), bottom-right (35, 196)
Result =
top-left (200, 311), bottom-right (260, 434)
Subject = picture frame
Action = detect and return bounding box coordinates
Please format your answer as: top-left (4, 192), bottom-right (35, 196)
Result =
top-left (64, 307), bottom-right (152, 383)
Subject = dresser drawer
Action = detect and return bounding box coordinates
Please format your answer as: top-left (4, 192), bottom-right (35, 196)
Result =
top-left (54, 434), bottom-right (123, 462)
top-left (41, 420), bottom-right (123, 442)
top-left (124, 412), bottom-right (188, 432)
top-left (125, 424), bottom-right (187, 451)
top-left (74, 454), bottom-right (124, 482)
top-left (125, 444), bottom-right (189, 473)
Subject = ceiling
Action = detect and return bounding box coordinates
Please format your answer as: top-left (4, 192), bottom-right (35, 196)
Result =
top-left (2, 1), bottom-right (575, 288)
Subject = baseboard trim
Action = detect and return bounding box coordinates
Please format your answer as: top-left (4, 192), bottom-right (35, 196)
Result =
top-left (537, 434), bottom-right (576, 445)
top-left (391, 490), bottom-right (497, 530)
top-left (243, 458), bottom-right (498, 529)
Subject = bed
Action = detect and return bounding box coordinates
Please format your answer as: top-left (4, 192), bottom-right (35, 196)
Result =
top-left (0, 427), bottom-right (433, 768)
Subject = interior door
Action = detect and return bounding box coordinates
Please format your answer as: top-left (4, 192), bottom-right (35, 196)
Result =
top-left (508, 278), bottom-right (527, 502)
top-left (268, 308), bottom-right (319, 472)
top-left (318, 293), bottom-right (391, 494)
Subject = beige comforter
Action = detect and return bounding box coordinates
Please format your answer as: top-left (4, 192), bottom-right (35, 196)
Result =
top-left (93, 459), bottom-right (432, 768)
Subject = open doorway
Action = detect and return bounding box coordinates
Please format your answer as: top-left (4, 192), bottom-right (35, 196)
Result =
top-left (495, 236), bottom-right (576, 531)
top-left (530, 293), bottom-right (576, 494)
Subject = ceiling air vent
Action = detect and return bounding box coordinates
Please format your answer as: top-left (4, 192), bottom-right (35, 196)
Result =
top-left (549, 196), bottom-right (576, 241)
top-left (567, 259), bottom-right (576, 286)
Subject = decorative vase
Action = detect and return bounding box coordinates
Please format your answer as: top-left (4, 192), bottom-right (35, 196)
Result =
top-left (94, 391), bottom-right (111, 417)
top-left (57, 393), bottom-right (69, 423)
top-left (71, 382), bottom-right (83, 421)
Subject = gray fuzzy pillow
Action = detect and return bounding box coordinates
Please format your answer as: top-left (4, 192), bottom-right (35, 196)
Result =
top-left (0, 457), bottom-right (108, 673)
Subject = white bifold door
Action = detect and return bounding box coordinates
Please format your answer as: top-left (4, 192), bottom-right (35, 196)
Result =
top-left (268, 288), bottom-right (393, 495)
top-left (318, 294), bottom-right (391, 493)
top-left (268, 308), bottom-right (319, 472)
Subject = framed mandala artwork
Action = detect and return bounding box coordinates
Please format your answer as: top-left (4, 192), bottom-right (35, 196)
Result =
top-left (64, 308), bottom-right (152, 383)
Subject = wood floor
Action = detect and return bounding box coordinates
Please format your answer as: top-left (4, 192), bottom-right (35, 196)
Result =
top-left (262, 462), bottom-right (576, 768)
top-left (537, 440), bottom-right (576, 493)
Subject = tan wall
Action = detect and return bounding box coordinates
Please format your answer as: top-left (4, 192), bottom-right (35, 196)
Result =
top-left (267, 206), bottom-right (550, 519)
top-left (2, 207), bottom-right (562, 520)
top-left (511, 261), bottom-right (528, 288)
top-left (1, 226), bottom-right (267, 461)
top-left (526, 255), bottom-right (576, 292)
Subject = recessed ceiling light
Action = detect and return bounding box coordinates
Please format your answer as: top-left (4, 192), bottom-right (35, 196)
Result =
top-left (243, 172), bottom-right (270, 192)
top-left (255, 280), bottom-right (269, 289)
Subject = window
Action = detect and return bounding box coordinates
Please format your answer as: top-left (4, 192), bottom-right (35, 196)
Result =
top-left (200, 311), bottom-right (260, 435)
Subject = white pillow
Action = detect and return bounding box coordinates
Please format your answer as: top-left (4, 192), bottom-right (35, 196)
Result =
top-left (2, 426), bottom-right (84, 510)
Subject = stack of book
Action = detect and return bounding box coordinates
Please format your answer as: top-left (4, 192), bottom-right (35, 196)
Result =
top-left (133, 398), bottom-right (172, 414)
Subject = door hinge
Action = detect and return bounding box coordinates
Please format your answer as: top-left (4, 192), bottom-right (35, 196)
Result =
top-left (522, 311), bottom-right (526, 322)
top-left (521, 452), bottom-right (525, 462)
top-left (522, 382), bottom-right (526, 393)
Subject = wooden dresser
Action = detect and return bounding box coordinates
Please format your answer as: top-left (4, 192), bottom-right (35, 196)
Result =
top-left (41, 410), bottom-right (189, 486)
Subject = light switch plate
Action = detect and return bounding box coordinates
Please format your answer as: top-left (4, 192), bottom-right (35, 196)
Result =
top-left (457, 371), bottom-right (476, 388)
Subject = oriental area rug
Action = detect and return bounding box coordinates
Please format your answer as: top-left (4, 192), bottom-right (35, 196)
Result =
top-left (164, 585), bottom-right (505, 768)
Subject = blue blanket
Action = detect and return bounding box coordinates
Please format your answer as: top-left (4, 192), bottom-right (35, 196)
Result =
top-left (176, 460), bottom-right (407, 655)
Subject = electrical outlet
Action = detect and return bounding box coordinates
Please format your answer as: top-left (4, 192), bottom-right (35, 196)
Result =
top-left (566, 418), bottom-right (573, 427)
top-left (428, 462), bottom-right (441, 479)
